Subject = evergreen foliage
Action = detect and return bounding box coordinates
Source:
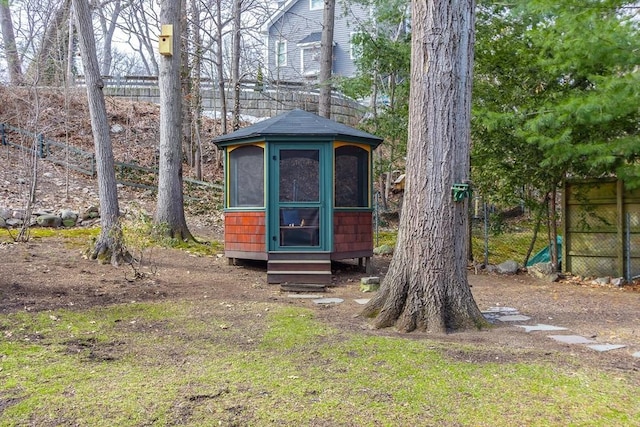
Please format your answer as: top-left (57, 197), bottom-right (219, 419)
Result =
top-left (473, 0), bottom-right (640, 203)
top-left (344, 0), bottom-right (640, 202)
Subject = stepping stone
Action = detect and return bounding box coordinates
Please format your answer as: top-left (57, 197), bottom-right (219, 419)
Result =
top-left (497, 314), bottom-right (531, 322)
top-left (632, 352), bottom-right (640, 358)
top-left (354, 298), bottom-right (370, 305)
top-left (484, 307), bottom-right (519, 313)
top-left (548, 335), bottom-right (596, 345)
top-left (313, 298), bottom-right (344, 305)
top-left (516, 324), bottom-right (568, 333)
top-left (287, 294), bottom-right (324, 299)
top-left (586, 344), bottom-right (626, 352)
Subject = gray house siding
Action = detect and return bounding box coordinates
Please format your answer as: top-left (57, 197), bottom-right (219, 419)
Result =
top-left (264, 0), bottom-right (369, 83)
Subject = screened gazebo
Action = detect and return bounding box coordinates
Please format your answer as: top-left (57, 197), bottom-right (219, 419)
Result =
top-left (213, 109), bottom-right (383, 285)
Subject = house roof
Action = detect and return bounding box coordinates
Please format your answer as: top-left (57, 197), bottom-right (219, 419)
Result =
top-left (261, 0), bottom-right (299, 34)
top-left (212, 109), bottom-right (383, 147)
top-left (299, 32), bottom-right (322, 44)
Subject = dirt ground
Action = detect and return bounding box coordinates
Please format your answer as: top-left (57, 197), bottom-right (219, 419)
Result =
top-left (1, 215), bottom-right (640, 377)
top-left (1, 109), bottom-right (640, 379)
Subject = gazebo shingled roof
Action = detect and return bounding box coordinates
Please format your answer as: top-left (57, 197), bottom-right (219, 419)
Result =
top-left (212, 109), bottom-right (383, 147)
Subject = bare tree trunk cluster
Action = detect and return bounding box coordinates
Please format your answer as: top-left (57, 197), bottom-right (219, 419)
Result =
top-left (0, 0), bottom-right (23, 85)
top-left (26, 0), bottom-right (73, 85)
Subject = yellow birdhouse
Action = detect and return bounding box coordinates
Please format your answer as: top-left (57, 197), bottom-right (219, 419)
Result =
top-left (158, 24), bottom-right (173, 56)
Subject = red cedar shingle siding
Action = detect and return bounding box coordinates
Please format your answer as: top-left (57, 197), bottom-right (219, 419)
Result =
top-left (224, 211), bottom-right (266, 253)
top-left (334, 211), bottom-right (372, 253)
top-left (224, 211), bottom-right (372, 255)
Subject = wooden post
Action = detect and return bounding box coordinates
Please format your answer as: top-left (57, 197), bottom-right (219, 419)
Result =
top-left (561, 180), bottom-right (568, 274)
top-left (617, 179), bottom-right (625, 278)
top-left (38, 133), bottom-right (45, 158)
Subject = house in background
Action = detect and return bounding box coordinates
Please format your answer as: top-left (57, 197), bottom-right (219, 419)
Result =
top-left (262, 0), bottom-right (371, 82)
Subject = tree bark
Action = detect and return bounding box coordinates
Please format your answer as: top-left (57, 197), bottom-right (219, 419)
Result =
top-left (548, 187), bottom-right (559, 271)
top-left (155, 0), bottom-right (194, 241)
top-left (72, 0), bottom-right (129, 265)
top-left (180, 0), bottom-right (193, 168)
top-left (231, 0), bottom-right (242, 130)
top-left (215, 0), bottom-right (228, 134)
top-left (189, 0), bottom-right (202, 180)
top-left (318, 0), bottom-right (335, 118)
top-left (27, 0), bottom-right (72, 85)
top-left (0, 0), bottom-right (23, 85)
top-left (361, 0), bottom-right (485, 333)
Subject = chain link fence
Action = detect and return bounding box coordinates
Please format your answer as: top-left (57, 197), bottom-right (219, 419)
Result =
top-left (469, 200), bottom-right (554, 269)
top-left (373, 186), bottom-right (639, 281)
top-left (373, 192), bottom-right (558, 270)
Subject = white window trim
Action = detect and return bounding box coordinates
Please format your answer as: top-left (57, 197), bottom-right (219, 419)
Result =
top-left (350, 32), bottom-right (361, 61)
top-left (310, 0), bottom-right (323, 11)
top-left (300, 45), bottom-right (320, 76)
top-left (276, 40), bottom-right (287, 67)
top-left (263, 35), bottom-right (269, 70)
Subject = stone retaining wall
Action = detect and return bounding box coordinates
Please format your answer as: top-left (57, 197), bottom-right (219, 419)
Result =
top-left (0, 205), bottom-right (100, 230)
top-left (103, 86), bottom-right (365, 126)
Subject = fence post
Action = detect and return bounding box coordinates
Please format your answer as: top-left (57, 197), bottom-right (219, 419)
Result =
top-left (483, 202), bottom-right (489, 265)
top-left (626, 212), bottom-right (631, 282)
top-left (37, 133), bottom-right (45, 158)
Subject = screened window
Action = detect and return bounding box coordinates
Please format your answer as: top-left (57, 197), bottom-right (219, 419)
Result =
top-left (335, 145), bottom-right (369, 207)
top-left (229, 145), bottom-right (264, 207)
top-left (350, 32), bottom-right (363, 60)
top-left (279, 149), bottom-right (319, 202)
top-left (276, 41), bottom-right (287, 67)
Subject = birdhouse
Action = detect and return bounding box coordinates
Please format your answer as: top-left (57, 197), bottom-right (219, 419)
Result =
top-left (158, 24), bottom-right (173, 56)
top-left (213, 109), bottom-right (383, 285)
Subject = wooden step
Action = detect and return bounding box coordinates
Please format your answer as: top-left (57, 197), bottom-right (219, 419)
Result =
top-left (267, 253), bottom-right (332, 284)
top-left (280, 283), bottom-right (326, 292)
top-left (268, 251), bottom-right (331, 261)
top-left (267, 259), bottom-right (330, 271)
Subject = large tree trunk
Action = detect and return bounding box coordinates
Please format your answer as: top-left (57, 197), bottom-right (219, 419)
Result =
top-left (231, 0), bottom-right (241, 131)
top-left (180, 0), bottom-right (193, 168)
top-left (72, 0), bottom-right (129, 265)
top-left (189, 0), bottom-right (202, 180)
top-left (27, 0), bottom-right (72, 85)
top-left (362, 0), bottom-right (485, 333)
top-left (215, 0), bottom-right (228, 134)
top-left (155, 0), bottom-right (193, 241)
top-left (318, 0), bottom-right (335, 119)
top-left (0, 0), bottom-right (23, 85)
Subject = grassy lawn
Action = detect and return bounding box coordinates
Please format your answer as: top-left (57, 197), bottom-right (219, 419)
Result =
top-left (1, 302), bottom-right (638, 426)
